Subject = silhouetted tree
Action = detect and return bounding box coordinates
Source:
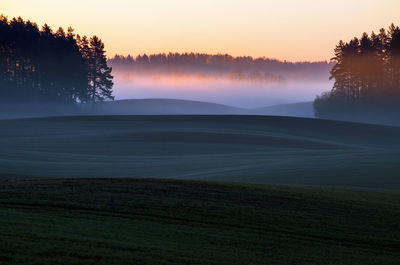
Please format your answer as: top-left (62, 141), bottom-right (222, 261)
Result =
top-left (387, 24), bottom-right (400, 95)
top-left (314, 23), bottom-right (400, 121)
top-left (86, 36), bottom-right (114, 101)
top-left (0, 15), bottom-right (113, 104)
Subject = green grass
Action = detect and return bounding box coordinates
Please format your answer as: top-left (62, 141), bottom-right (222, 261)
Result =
top-left (1, 115), bottom-right (400, 189)
top-left (0, 177), bottom-right (399, 264)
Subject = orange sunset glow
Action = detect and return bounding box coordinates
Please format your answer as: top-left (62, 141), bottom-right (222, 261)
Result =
top-left (3, 0), bottom-right (400, 61)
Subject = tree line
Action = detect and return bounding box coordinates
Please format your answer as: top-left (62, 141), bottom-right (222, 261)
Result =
top-left (0, 15), bottom-right (113, 104)
top-left (109, 53), bottom-right (332, 81)
top-left (314, 23), bottom-right (400, 119)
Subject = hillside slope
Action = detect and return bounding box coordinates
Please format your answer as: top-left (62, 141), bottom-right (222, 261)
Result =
top-left (91, 98), bottom-right (244, 115)
top-left (0, 99), bottom-right (316, 118)
top-left (1, 115), bottom-right (400, 189)
top-left (0, 99), bottom-right (244, 119)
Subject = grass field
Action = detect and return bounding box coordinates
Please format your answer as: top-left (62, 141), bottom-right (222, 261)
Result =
top-left (0, 177), bottom-right (399, 265)
top-left (1, 115), bottom-right (400, 189)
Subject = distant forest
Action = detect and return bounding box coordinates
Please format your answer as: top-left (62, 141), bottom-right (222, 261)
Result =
top-left (314, 23), bottom-right (400, 121)
top-left (0, 15), bottom-right (114, 104)
top-left (109, 53), bottom-right (333, 83)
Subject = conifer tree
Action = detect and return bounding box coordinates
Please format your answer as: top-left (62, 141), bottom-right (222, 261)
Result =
top-left (314, 23), bottom-right (400, 120)
top-left (87, 36), bottom-right (114, 102)
top-left (0, 15), bottom-right (114, 104)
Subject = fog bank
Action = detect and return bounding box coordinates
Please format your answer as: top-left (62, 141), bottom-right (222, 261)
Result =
top-left (112, 71), bottom-right (332, 108)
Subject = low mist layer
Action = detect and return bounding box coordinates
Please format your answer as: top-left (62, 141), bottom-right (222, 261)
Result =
top-left (111, 71), bottom-right (330, 108)
top-left (109, 53), bottom-right (333, 108)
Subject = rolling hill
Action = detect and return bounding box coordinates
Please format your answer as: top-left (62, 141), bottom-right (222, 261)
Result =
top-left (0, 99), bottom-right (244, 119)
top-left (1, 115), bottom-right (400, 189)
top-left (91, 98), bottom-right (245, 115)
top-left (0, 99), bottom-right (316, 119)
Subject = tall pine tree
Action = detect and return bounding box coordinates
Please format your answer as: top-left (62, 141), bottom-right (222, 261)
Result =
top-left (86, 36), bottom-right (114, 102)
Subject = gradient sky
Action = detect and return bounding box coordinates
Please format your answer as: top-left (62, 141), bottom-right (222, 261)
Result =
top-left (3, 0), bottom-right (400, 61)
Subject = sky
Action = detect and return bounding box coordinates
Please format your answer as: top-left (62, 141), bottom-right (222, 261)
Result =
top-left (3, 0), bottom-right (400, 62)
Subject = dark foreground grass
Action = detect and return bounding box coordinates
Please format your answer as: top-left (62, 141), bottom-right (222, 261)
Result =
top-left (0, 177), bottom-right (399, 264)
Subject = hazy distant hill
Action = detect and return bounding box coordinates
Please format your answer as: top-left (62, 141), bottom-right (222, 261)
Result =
top-left (0, 98), bottom-right (315, 119)
top-left (0, 99), bottom-right (245, 118)
top-left (0, 98), bottom-right (244, 119)
top-left (92, 99), bottom-right (315, 117)
top-left (250, 101), bottom-right (314, 118)
top-left (92, 99), bottom-right (245, 115)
